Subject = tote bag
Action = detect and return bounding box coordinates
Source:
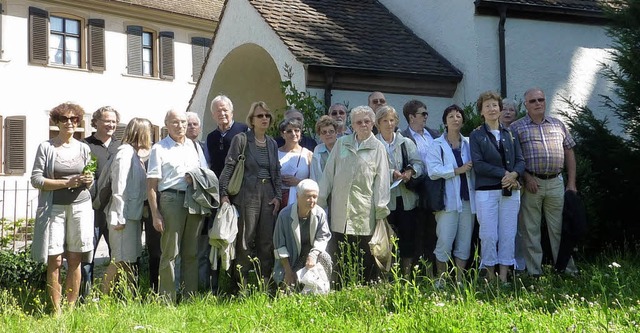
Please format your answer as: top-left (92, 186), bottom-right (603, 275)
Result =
top-left (227, 133), bottom-right (247, 196)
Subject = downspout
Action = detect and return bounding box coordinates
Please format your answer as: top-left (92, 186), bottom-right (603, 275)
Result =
top-left (324, 70), bottom-right (334, 112)
top-left (498, 5), bottom-right (507, 97)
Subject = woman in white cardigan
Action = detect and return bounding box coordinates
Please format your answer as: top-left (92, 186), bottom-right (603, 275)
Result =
top-left (101, 118), bottom-right (152, 295)
top-left (426, 104), bottom-right (476, 283)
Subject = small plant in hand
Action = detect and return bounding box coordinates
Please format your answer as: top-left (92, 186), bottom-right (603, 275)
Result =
top-left (83, 153), bottom-right (98, 175)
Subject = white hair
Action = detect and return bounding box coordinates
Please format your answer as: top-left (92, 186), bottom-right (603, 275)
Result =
top-left (296, 179), bottom-right (319, 195)
top-left (211, 95), bottom-right (234, 112)
top-left (350, 105), bottom-right (375, 123)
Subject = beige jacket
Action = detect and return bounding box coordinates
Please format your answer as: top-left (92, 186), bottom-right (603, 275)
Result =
top-left (318, 133), bottom-right (390, 236)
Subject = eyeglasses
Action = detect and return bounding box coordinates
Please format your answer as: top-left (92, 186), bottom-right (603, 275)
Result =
top-left (320, 129), bottom-right (336, 136)
top-left (416, 111), bottom-right (428, 117)
top-left (372, 98), bottom-right (386, 105)
top-left (58, 116), bottom-right (80, 123)
top-left (330, 110), bottom-right (346, 116)
top-left (354, 119), bottom-right (372, 126)
top-left (254, 113), bottom-right (272, 119)
top-left (284, 129), bottom-right (301, 134)
top-left (527, 98), bottom-right (546, 104)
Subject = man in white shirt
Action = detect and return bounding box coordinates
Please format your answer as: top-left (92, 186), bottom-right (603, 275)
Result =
top-left (147, 109), bottom-right (208, 302)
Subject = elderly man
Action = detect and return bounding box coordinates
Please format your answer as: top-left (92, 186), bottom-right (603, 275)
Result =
top-left (203, 95), bottom-right (248, 292)
top-left (147, 109), bottom-right (208, 302)
top-left (400, 99), bottom-right (441, 276)
top-left (81, 106), bottom-right (121, 300)
top-left (328, 103), bottom-right (351, 137)
top-left (510, 87), bottom-right (578, 276)
top-left (368, 91), bottom-right (387, 112)
top-left (275, 108), bottom-right (317, 151)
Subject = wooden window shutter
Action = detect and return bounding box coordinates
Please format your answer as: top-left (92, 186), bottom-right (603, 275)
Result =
top-left (159, 31), bottom-right (174, 79)
top-left (0, 115), bottom-right (3, 173)
top-left (88, 19), bottom-right (106, 72)
top-left (160, 127), bottom-right (168, 139)
top-left (151, 125), bottom-right (160, 144)
top-left (191, 37), bottom-right (211, 81)
top-left (4, 116), bottom-right (26, 174)
top-left (29, 7), bottom-right (49, 65)
top-left (127, 25), bottom-right (143, 76)
top-left (114, 123), bottom-right (126, 141)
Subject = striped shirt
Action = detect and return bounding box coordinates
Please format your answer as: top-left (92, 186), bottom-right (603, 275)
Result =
top-left (510, 114), bottom-right (575, 175)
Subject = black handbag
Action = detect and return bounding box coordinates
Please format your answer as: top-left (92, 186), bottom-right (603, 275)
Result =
top-left (400, 142), bottom-right (445, 212)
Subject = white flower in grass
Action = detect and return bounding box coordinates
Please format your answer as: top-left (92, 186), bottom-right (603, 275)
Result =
top-left (435, 302), bottom-right (445, 307)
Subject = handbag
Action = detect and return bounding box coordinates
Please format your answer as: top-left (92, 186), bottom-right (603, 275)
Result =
top-left (418, 146), bottom-right (446, 212)
top-left (226, 133), bottom-right (247, 196)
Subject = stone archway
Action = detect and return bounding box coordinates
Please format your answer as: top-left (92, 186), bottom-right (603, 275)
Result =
top-left (203, 43), bottom-right (286, 134)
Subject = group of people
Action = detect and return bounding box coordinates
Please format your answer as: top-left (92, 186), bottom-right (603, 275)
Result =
top-left (30, 86), bottom-right (578, 312)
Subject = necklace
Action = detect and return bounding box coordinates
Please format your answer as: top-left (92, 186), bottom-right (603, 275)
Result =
top-left (255, 136), bottom-right (266, 144)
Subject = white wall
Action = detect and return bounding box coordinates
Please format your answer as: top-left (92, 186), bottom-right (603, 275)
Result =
top-left (0, 1), bottom-right (213, 214)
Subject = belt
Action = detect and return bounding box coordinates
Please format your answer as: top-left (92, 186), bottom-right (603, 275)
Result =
top-left (258, 178), bottom-right (270, 184)
top-left (527, 171), bottom-right (560, 180)
top-left (161, 188), bottom-right (186, 194)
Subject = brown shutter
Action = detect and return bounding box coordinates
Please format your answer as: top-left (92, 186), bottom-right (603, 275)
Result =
top-left (191, 37), bottom-right (211, 82)
top-left (159, 31), bottom-right (174, 80)
top-left (160, 127), bottom-right (168, 139)
top-left (151, 125), bottom-right (160, 144)
top-left (127, 25), bottom-right (142, 75)
top-left (88, 19), bottom-right (105, 72)
top-left (4, 116), bottom-right (26, 174)
top-left (29, 7), bottom-right (48, 65)
top-left (114, 123), bottom-right (126, 141)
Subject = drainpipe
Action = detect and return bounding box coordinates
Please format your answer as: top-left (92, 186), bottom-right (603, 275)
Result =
top-left (498, 5), bottom-right (507, 97)
top-left (324, 70), bottom-right (334, 112)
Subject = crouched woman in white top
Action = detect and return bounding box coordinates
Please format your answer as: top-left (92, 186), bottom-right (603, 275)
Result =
top-left (101, 118), bottom-right (152, 295)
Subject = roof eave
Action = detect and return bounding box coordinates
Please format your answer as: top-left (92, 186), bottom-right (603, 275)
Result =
top-left (306, 65), bottom-right (462, 98)
top-left (474, 0), bottom-right (610, 25)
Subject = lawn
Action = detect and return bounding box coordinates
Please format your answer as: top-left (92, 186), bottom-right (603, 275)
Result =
top-left (2, 250), bottom-right (640, 332)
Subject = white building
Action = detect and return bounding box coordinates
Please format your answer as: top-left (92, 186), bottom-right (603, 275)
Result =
top-left (0, 0), bottom-right (221, 221)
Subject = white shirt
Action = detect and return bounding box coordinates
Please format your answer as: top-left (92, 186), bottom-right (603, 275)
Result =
top-left (147, 135), bottom-right (207, 191)
top-left (409, 127), bottom-right (435, 166)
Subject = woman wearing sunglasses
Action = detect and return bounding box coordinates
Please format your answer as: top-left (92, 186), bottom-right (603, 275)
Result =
top-left (278, 118), bottom-right (313, 209)
top-left (219, 101), bottom-right (282, 291)
top-left (31, 102), bottom-right (95, 314)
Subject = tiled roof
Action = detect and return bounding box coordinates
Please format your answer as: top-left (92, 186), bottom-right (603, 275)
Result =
top-left (476, 0), bottom-right (612, 12)
top-left (248, 0), bottom-right (461, 79)
top-left (108, 0), bottom-right (223, 21)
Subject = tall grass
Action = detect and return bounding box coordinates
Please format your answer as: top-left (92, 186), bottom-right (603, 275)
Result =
top-left (2, 248), bottom-right (640, 332)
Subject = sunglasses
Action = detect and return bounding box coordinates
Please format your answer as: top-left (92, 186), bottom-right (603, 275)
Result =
top-left (371, 98), bottom-right (386, 105)
top-left (254, 113), bottom-right (272, 119)
top-left (330, 110), bottom-right (346, 116)
top-left (416, 111), bottom-right (428, 117)
top-left (320, 129), bottom-right (336, 135)
top-left (527, 98), bottom-right (546, 104)
top-left (58, 116), bottom-right (80, 123)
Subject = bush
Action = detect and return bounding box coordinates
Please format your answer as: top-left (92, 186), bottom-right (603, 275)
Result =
top-left (0, 248), bottom-right (46, 290)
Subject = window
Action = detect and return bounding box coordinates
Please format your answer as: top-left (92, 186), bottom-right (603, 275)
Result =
top-left (28, 7), bottom-right (105, 71)
top-left (3, 116), bottom-right (26, 174)
top-left (191, 37), bottom-right (211, 81)
top-left (49, 16), bottom-right (80, 67)
top-left (127, 25), bottom-right (174, 79)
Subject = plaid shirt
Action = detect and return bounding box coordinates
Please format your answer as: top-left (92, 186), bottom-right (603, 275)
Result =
top-left (510, 114), bottom-right (576, 175)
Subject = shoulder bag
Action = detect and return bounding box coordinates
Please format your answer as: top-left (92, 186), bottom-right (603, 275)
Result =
top-left (226, 133), bottom-right (247, 196)
top-left (418, 146), bottom-right (446, 212)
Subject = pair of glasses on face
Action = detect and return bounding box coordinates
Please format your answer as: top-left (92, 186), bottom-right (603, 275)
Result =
top-left (372, 98), bottom-right (385, 105)
top-left (284, 129), bottom-right (301, 134)
top-left (330, 110), bottom-right (346, 116)
top-left (354, 119), bottom-right (372, 126)
top-left (416, 111), bottom-right (428, 117)
top-left (58, 116), bottom-right (80, 124)
top-left (320, 129), bottom-right (336, 136)
top-left (527, 98), bottom-right (546, 104)
top-left (254, 113), bottom-right (272, 119)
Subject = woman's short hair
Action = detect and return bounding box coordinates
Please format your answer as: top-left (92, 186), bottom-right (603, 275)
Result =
top-left (50, 102), bottom-right (84, 122)
top-left (476, 91), bottom-right (503, 114)
top-left (296, 178), bottom-right (319, 195)
top-left (350, 105), bottom-right (375, 123)
top-left (246, 101), bottom-right (273, 129)
top-left (442, 104), bottom-right (466, 126)
top-left (402, 100), bottom-right (427, 123)
top-left (122, 118), bottom-right (153, 150)
top-left (315, 115), bottom-right (338, 134)
top-left (502, 98), bottom-right (517, 110)
top-left (375, 105), bottom-right (399, 125)
top-left (91, 106), bottom-right (121, 128)
top-left (279, 118), bottom-right (303, 132)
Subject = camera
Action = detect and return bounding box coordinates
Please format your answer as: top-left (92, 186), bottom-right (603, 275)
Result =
top-left (502, 187), bottom-right (512, 197)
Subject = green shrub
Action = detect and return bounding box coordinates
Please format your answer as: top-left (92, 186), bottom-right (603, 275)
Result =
top-left (0, 248), bottom-right (46, 290)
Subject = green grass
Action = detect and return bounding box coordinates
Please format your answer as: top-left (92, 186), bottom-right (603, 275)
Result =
top-left (3, 251), bottom-right (640, 332)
